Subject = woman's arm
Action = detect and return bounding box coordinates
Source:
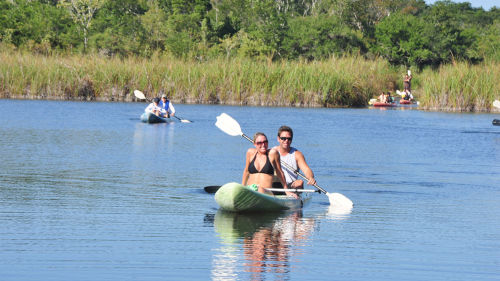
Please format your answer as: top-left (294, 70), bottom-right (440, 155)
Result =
top-left (295, 150), bottom-right (316, 186)
top-left (242, 149), bottom-right (253, 186)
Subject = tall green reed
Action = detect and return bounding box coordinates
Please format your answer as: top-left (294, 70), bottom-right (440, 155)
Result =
top-left (14, 49), bottom-right (493, 109)
top-left (419, 61), bottom-right (500, 111)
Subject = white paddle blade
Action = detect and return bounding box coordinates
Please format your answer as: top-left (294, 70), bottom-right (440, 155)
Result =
top-left (180, 119), bottom-right (192, 123)
top-left (215, 113), bottom-right (243, 136)
top-left (134, 90), bottom-right (146, 99)
top-left (327, 192), bottom-right (353, 208)
top-left (493, 100), bottom-right (500, 109)
top-left (396, 90), bottom-right (404, 96)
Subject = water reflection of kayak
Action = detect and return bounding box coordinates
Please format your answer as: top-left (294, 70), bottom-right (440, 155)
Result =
top-left (140, 112), bottom-right (172, 123)
top-left (373, 102), bottom-right (397, 107)
top-left (212, 209), bottom-right (315, 279)
top-left (214, 182), bottom-right (311, 212)
top-left (214, 209), bottom-right (285, 239)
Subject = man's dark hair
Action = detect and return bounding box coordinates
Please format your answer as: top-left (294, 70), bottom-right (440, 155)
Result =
top-left (278, 125), bottom-right (293, 138)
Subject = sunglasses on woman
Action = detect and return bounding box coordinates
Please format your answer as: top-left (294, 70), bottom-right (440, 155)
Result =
top-left (255, 140), bottom-right (268, 145)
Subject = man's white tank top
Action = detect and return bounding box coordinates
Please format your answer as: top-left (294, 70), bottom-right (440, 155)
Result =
top-left (275, 146), bottom-right (298, 184)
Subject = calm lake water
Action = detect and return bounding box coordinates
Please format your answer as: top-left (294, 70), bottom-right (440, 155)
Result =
top-left (0, 99), bottom-right (499, 281)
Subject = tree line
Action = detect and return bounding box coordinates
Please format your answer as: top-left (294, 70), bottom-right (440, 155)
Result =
top-left (1, 0), bottom-right (499, 69)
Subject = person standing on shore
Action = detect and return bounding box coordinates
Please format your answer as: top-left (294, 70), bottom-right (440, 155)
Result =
top-left (273, 126), bottom-right (316, 192)
top-left (404, 74), bottom-right (412, 93)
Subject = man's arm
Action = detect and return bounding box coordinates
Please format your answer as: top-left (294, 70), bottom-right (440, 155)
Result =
top-left (295, 150), bottom-right (316, 186)
top-left (169, 103), bottom-right (176, 116)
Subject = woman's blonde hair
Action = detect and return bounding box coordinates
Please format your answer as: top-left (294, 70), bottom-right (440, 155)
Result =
top-left (253, 132), bottom-right (267, 143)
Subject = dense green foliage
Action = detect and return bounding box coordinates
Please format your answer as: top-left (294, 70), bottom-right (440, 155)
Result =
top-left (0, 0), bottom-right (499, 68)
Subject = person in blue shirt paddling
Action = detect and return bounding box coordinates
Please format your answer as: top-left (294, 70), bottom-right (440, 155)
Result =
top-left (159, 94), bottom-right (175, 118)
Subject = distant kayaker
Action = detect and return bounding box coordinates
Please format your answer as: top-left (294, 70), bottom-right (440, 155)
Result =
top-left (145, 98), bottom-right (165, 117)
top-left (403, 89), bottom-right (413, 101)
top-left (386, 92), bottom-right (394, 103)
top-left (242, 132), bottom-right (291, 198)
top-left (378, 92), bottom-right (387, 103)
top-left (404, 74), bottom-right (412, 92)
top-left (274, 126), bottom-right (316, 195)
top-left (159, 94), bottom-right (175, 117)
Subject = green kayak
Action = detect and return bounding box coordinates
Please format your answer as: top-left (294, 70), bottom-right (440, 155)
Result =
top-left (214, 182), bottom-right (311, 212)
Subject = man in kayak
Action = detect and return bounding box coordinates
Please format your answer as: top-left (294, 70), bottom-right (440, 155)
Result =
top-left (159, 94), bottom-right (175, 117)
top-left (144, 97), bottom-right (166, 117)
top-left (274, 126), bottom-right (316, 193)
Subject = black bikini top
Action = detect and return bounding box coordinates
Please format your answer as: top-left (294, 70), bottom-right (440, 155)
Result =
top-left (248, 152), bottom-right (275, 175)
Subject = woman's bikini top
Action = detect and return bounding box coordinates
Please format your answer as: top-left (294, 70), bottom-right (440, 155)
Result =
top-left (248, 152), bottom-right (275, 175)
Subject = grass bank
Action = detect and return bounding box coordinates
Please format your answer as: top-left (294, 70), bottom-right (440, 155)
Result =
top-left (0, 49), bottom-right (398, 107)
top-left (418, 61), bottom-right (500, 111)
top-left (1, 48), bottom-right (499, 111)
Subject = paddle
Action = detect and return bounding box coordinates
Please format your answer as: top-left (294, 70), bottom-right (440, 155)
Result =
top-left (204, 185), bottom-right (318, 194)
top-left (493, 100), bottom-right (500, 109)
top-left (204, 185), bottom-right (318, 193)
top-left (133, 90), bottom-right (192, 123)
top-left (204, 185), bottom-right (222, 193)
top-left (368, 98), bottom-right (377, 105)
top-left (215, 113), bottom-right (353, 207)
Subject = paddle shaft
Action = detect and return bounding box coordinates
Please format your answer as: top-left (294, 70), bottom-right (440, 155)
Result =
top-left (204, 185), bottom-right (317, 194)
top-left (265, 188), bottom-right (318, 193)
top-left (240, 134), bottom-right (328, 194)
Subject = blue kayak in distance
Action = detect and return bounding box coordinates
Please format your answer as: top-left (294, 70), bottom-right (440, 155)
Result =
top-left (140, 112), bottom-right (172, 123)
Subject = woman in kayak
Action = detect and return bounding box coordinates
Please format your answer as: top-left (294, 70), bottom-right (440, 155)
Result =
top-left (378, 92), bottom-right (387, 103)
top-left (242, 132), bottom-right (295, 198)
